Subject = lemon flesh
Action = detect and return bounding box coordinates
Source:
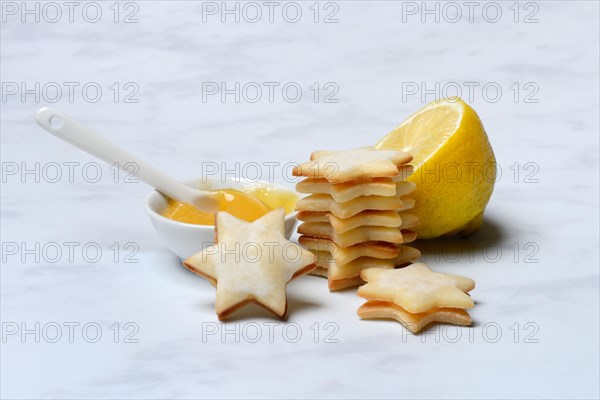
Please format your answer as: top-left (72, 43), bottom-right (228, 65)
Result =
top-left (375, 97), bottom-right (496, 239)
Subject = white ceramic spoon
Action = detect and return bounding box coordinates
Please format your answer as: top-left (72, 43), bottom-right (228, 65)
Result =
top-left (35, 107), bottom-right (220, 213)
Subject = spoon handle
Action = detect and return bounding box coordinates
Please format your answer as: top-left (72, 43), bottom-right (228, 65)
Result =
top-left (35, 107), bottom-right (219, 212)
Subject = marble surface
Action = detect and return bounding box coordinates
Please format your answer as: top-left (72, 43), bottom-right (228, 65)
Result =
top-left (1, 1), bottom-right (599, 398)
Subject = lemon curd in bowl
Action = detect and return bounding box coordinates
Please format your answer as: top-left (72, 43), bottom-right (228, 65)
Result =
top-left (146, 177), bottom-right (299, 259)
top-left (161, 184), bottom-right (298, 225)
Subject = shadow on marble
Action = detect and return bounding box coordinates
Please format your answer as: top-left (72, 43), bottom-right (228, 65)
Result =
top-left (413, 216), bottom-right (508, 263)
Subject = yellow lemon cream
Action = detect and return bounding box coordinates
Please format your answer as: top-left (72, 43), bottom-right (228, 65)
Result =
top-left (161, 185), bottom-right (298, 225)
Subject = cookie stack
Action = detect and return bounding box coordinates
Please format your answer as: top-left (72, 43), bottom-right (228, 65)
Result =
top-left (293, 147), bottom-right (421, 291)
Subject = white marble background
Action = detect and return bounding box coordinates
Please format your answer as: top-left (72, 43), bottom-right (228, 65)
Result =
top-left (1, 1), bottom-right (599, 398)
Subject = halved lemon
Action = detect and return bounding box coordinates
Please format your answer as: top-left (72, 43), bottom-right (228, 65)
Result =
top-left (375, 97), bottom-right (496, 239)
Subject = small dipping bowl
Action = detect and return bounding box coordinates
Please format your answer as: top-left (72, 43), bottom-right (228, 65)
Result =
top-left (146, 177), bottom-right (298, 259)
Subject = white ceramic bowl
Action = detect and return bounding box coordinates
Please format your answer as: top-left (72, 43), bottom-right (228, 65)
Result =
top-left (146, 177), bottom-right (298, 259)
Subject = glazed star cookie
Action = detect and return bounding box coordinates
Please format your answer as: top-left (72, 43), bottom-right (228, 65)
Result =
top-left (357, 301), bottom-right (472, 334)
top-left (295, 193), bottom-right (405, 219)
top-left (183, 208), bottom-right (316, 320)
top-left (292, 146), bottom-right (412, 183)
top-left (296, 178), bottom-right (416, 203)
top-left (298, 236), bottom-right (400, 265)
top-left (357, 263), bottom-right (475, 333)
top-left (298, 222), bottom-right (417, 247)
top-left (297, 210), bottom-right (415, 233)
top-left (358, 263), bottom-right (475, 312)
top-left (298, 235), bottom-right (421, 290)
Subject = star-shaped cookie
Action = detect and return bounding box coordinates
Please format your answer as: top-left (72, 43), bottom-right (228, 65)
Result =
top-left (357, 300), bottom-right (472, 333)
top-left (295, 193), bottom-right (405, 219)
top-left (292, 146), bottom-right (412, 183)
top-left (358, 263), bottom-right (475, 314)
top-left (183, 208), bottom-right (316, 320)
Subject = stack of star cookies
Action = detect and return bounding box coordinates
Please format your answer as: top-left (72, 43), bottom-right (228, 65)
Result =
top-left (293, 146), bottom-right (421, 291)
top-left (357, 263), bottom-right (476, 333)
